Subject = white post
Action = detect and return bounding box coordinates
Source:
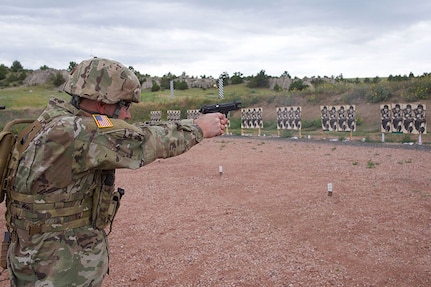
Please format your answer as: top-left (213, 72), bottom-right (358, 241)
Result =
top-left (170, 80), bottom-right (174, 99)
top-left (327, 183), bottom-right (333, 196)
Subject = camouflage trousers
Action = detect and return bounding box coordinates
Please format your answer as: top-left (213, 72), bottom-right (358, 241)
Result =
top-left (7, 226), bottom-right (109, 287)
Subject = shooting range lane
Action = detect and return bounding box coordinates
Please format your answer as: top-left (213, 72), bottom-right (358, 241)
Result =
top-left (93, 137), bottom-right (430, 286)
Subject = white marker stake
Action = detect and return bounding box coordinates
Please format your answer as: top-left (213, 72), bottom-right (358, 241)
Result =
top-left (219, 165), bottom-right (223, 176)
top-left (327, 183), bottom-right (333, 196)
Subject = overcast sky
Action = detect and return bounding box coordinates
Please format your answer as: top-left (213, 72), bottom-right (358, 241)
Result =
top-left (1, 0), bottom-right (430, 78)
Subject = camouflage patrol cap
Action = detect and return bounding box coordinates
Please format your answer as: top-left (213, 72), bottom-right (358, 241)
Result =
top-left (63, 57), bottom-right (141, 104)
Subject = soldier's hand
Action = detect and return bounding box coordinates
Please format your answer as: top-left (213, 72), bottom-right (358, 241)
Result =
top-left (194, 113), bottom-right (228, 138)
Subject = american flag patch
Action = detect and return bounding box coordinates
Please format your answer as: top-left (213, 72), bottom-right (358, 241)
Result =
top-left (92, 114), bottom-right (114, 128)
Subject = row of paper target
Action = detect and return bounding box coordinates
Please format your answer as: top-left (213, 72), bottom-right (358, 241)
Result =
top-left (151, 107), bottom-right (302, 130)
top-left (151, 107), bottom-right (334, 130)
top-left (380, 103), bottom-right (426, 134)
top-left (150, 103), bottom-right (426, 134)
top-left (320, 105), bottom-right (356, 132)
top-left (150, 108), bottom-right (266, 129)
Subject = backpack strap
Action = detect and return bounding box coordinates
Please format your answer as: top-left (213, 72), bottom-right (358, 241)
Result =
top-left (15, 120), bottom-right (42, 158)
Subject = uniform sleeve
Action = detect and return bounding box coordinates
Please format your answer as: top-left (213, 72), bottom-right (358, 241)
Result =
top-left (74, 119), bottom-right (204, 172)
top-left (133, 119), bottom-right (204, 164)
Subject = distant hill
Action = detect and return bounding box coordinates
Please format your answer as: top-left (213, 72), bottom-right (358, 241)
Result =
top-left (2, 68), bottom-right (430, 144)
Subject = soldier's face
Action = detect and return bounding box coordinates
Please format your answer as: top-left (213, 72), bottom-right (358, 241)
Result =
top-left (101, 103), bottom-right (132, 120)
top-left (119, 106), bottom-right (132, 120)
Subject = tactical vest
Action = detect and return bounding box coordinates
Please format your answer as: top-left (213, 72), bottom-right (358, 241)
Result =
top-left (5, 117), bottom-right (124, 239)
top-left (6, 169), bottom-right (123, 236)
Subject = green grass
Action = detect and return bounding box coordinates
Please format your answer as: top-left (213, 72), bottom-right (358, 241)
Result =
top-left (367, 160), bottom-right (379, 169)
top-left (0, 85), bottom-right (68, 109)
top-left (1, 82), bottom-right (430, 145)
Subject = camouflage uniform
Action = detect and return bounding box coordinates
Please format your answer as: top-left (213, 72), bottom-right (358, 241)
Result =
top-left (6, 59), bottom-right (203, 286)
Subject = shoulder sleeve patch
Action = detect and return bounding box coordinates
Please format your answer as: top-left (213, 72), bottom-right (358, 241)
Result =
top-left (92, 114), bottom-right (114, 128)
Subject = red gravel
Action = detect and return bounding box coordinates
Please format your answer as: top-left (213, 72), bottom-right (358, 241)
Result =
top-left (1, 137), bottom-right (430, 286)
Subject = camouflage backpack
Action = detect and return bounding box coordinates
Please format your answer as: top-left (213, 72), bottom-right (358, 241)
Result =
top-left (0, 119), bottom-right (40, 203)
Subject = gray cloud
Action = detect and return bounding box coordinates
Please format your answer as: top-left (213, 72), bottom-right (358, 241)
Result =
top-left (0, 0), bottom-right (430, 78)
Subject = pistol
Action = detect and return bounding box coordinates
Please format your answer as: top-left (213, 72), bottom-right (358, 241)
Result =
top-left (199, 101), bottom-right (241, 117)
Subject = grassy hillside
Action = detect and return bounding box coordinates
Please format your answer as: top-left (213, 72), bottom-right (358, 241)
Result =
top-left (1, 78), bottom-right (430, 144)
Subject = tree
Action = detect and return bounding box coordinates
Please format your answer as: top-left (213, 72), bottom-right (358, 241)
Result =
top-left (372, 76), bottom-right (380, 84)
top-left (0, 64), bottom-right (8, 81)
top-left (281, 71), bottom-right (291, 78)
top-left (174, 80), bottom-right (188, 90)
top-left (10, 60), bottom-right (23, 72)
top-left (129, 66), bottom-right (147, 84)
top-left (219, 72), bottom-right (229, 86)
top-left (288, 79), bottom-right (308, 91)
top-left (335, 73), bottom-right (344, 82)
top-left (230, 72), bottom-right (243, 85)
top-left (68, 61), bottom-right (77, 72)
top-left (247, 70), bottom-right (270, 88)
top-left (160, 73), bottom-right (176, 90)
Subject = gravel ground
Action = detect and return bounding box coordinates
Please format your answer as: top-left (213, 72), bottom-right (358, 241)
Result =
top-left (0, 136), bottom-right (430, 286)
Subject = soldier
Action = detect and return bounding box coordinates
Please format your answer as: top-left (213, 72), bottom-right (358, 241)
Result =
top-left (5, 57), bottom-right (228, 286)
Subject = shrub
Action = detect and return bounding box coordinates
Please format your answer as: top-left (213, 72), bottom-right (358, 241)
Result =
top-left (174, 80), bottom-right (188, 90)
top-left (231, 72), bottom-right (244, 85)
top-left (273, 83), bottom-right (282, 91)
top-left (151, 80), bottom-right (160, 92)
top-left (406, 78), bottom-right (431, 100)
top-left (307, 94), bottom-right (322, 105)
top-left (401, 134), bottom-right (413, 143)
top-left (52, 72), bottom-right (65, 87)
top-left (302, 118), bottom-right (322, 130)
top-left (247, 70), bottom-right (270, 88)
top-left (288, 79), bottom-right (308, 91)
top-left (366, 84), bottom-right (391, 103)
